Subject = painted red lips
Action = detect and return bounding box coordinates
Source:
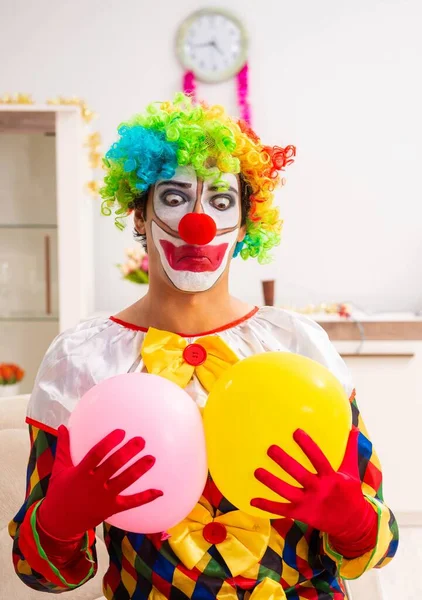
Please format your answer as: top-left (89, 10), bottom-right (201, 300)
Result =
top-left (160, 240), bottom-right (229, 272)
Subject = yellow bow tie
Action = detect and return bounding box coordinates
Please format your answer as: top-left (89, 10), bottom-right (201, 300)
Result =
top-left (148, 577), bottom-right (286, 600)
top-left (167, 504), bottom-right (271, 578)
top-left (248, 579), bottom-right (287, 600)
top-left (141, 328), bottom-right (239, 392)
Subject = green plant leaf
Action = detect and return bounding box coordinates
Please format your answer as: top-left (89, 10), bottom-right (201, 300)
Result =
top-left (125, 270), bottom-right (149, 284)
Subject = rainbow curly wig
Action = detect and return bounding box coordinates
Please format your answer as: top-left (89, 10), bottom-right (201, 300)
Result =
top-left (100, 93), bottom-right (295, 263)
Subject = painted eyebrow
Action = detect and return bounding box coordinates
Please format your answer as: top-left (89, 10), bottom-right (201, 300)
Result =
top-left (208, 185), bottom-right (238, 193)
top-left (156, 180), bottom-right (193, 189)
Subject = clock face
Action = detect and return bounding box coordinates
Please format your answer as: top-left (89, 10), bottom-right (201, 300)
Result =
top-left (176, 9), bottom-right (248, 83)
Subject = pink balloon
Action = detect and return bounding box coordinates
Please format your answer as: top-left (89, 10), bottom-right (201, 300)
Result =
top-left (68, 373), bottom-right (207, 534)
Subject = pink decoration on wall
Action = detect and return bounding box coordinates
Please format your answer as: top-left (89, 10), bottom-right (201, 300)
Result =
top-left (182, 63), bottom-right (251, 124)
top-left (236, 63), bottom-right (251, 124)
top-left (183, 71), bottom-right (197, 102)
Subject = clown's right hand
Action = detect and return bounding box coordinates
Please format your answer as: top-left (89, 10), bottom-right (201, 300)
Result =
top-left (37, 425), bottom-right (162, 541)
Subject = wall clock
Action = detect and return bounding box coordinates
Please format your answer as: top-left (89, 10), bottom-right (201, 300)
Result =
top-left (176, 8), bottom-right (249, 84)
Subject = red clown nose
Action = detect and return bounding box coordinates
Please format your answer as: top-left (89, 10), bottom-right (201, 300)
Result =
top-left (178, 213), bottom-right (217, 245)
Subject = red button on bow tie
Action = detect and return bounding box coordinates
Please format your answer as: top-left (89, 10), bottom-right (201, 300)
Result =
top-left (183, 344), bottom-right (207, 367)
top-left (203, 522), bottom-right (227, 545)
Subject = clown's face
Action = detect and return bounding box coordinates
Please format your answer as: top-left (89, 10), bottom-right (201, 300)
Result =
top-left (144, 166), bottom-right (243, 293)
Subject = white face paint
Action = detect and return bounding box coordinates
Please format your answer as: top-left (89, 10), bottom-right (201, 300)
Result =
top-left (151, 166), bottom-right (241, 292)
top-left (152, 222), bottom-right (239, 292)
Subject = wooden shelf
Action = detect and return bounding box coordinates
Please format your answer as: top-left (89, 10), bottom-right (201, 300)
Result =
top-left (339, 352), bottom-right (415, 358)
top-left (319, 320), bottom-right (422, 341)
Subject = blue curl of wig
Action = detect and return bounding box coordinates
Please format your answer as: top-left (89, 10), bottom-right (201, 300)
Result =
top-left (105, 125), bottom-right (179, 192)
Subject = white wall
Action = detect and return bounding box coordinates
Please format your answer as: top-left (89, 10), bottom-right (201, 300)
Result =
top-left (1, 0), bottom-right (421, 313)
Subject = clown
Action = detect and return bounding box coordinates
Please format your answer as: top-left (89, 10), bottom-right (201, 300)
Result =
top-left (10, 94), bottom-right (397, 600)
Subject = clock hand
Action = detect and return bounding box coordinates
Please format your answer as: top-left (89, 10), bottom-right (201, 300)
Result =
top-left (209, 40), bottom-right (223, 56)
top-left (193, 41), bottom-right (213, 48)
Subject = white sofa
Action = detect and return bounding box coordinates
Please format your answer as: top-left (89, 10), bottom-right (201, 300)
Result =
top-left (0, 395), bottom-right (107, 599)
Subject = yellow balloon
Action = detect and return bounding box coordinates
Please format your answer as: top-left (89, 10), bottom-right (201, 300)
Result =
top-left (203, 352), bottom-right (352, 518)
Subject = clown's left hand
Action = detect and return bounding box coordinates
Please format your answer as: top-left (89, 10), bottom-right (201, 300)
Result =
top-left (251, 428), bottom-right (378, 557)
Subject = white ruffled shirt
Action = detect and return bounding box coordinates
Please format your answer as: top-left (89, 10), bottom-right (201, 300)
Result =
top-left (27, 307), bottom-right (353, 432)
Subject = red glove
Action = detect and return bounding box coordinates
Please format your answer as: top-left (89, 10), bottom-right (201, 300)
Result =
top-left (251, 428), bottom-right (378, 558)
top-left (38, 425), bottom-right (162, 544)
